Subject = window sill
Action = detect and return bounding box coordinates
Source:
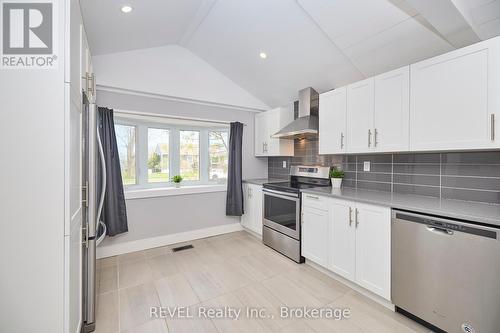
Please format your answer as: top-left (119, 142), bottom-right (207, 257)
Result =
top-left (125, 184), bottom-right (227, 200)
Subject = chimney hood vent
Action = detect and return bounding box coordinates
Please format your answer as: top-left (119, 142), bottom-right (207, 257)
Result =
top-left (272, 87), bottom-right (319, 140)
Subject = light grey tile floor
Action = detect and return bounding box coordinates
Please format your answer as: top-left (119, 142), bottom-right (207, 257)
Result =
top-left (95, 231), bottom-right (432, 333)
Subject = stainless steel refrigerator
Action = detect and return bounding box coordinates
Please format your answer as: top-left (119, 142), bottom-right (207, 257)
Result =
top-left (81, 94), bottom-right (106, 333)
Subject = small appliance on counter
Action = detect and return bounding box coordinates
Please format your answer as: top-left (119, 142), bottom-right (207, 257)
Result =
top-left (262, 165), bottom-right (330, 263)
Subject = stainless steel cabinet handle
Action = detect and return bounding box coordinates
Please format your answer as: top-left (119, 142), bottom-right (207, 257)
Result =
top-left (91, 73), bottom-right (96, 96)
top-left (492, 114), bottom-right (496, 141)
top-left (82, 181), bottom-right (89, 207)
top-left (374, 128), bottom-right (378, 147)
top-left (305, 195), bottom-right (319, 200)
top-left (86, 72), bottom-right (95, 97)
top-left (355, 208), bottom-right (359, 227)
top-left (349, 207), bottom-right (353, 226)
top-left (82, 223), bottom-right (89, 248)
top-left (340, 132), bottom-right (344, 149)
top-left (86, 72), bottom-right (92, 95)
top-left (368, 129), bottom-right (372, 147)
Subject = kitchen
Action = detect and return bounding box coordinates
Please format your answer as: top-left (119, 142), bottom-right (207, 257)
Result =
top-left (1, 1), bottom-right (500, 333)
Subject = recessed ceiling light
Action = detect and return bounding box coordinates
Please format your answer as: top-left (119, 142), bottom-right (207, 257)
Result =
top-left (259, 52), bottom-right (267, 59)
top-left (121, 5), bottom-right (133, 13)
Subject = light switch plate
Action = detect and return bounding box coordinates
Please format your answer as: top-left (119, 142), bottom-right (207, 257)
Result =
top-left (282, 161), bottom-right (287, 168)
top-left (363, 161), bottom-right (371, 172)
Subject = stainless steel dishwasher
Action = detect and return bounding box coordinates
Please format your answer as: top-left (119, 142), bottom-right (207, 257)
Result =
top-left (392, 210), bottom-right (500, 333)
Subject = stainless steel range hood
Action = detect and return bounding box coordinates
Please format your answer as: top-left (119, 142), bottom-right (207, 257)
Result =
top-left (272, 87), bottom-right (319, 139)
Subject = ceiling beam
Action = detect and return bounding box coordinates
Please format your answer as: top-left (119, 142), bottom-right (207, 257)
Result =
top-left (401, 0), bottom-right (480, 48)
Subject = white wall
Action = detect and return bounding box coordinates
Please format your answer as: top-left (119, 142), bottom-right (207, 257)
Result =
top-left (100, 191), bottom-right (239, 247)
top-left (93, 45), bottom-right (269, 111)
top-left (96, 90), bottom-right (268, 251)
top-left (0, 5), bottom-right (67, 333)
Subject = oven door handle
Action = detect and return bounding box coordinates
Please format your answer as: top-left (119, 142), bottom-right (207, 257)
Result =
top-left (263, 188), bottom-right (300, 200)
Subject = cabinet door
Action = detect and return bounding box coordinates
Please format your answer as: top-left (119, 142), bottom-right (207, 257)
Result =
top-left (319, 88), bottom-right (347, 154)
top-left (81, 30), bottom-right (89, 96)
top-left (374, 66), bottom-right (409, 152)
top-left (329, 199), bottom-right (356, 281)
top-left (347, 78), bottom-right (375, 153)
top-left (241, 183), bottom-right (253, 229)
top-left (265, 109), bottom-right (281, 156)
top-left (410, 38), bottom-right (500, 150)
top-left (250, 185), bottom-right (263, 235)
top-left (354, 203), bottom-right (391, 300)
top-left (266, 106), bottom-right (294, 157)
top-left (302, 206), bottom-right (329, 267)
top-left (254, 113), bottom-right (267, 156)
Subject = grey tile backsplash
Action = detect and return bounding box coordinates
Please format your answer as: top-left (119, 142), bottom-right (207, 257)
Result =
top-left (268, 138), bottom-right (500, 204)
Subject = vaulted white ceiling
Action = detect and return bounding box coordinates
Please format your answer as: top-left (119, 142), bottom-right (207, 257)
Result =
top-left (81, 0), bottom-right (500, 108)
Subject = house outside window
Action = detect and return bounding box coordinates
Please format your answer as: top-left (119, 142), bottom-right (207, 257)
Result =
top-left (115, 113), bottom-right (229, 189)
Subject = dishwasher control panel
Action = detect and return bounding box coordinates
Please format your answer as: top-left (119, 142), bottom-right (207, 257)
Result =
top-left (395, 212), bottom-right (498, 240)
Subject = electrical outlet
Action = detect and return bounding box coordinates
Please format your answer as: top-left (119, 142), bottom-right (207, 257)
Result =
top-left (282, 160), bottom-right (287, 168)
top-left (363, 161), bottom-right (371, 172)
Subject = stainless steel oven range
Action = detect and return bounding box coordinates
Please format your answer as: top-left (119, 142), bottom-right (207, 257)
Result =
top-left (262, 166), bottom-right (330, 263)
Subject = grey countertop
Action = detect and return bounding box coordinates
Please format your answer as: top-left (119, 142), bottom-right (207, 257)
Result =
top-left (243, 178), bottom-right (285, 185)
top-left (301, 187), bottom-right (500, 227)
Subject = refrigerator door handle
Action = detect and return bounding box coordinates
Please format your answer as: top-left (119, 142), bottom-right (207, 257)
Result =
top-left (96, 111), bottom-right (107, 233)
top-left (87, 104), bottom-right (98, 238)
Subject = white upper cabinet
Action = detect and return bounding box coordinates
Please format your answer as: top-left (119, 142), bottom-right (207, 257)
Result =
top-left (81, 29), bottom-right (95, 102)
top-left (319, 88), bottom-right (347, 154)
top-left (312, 37), bottom-right (500, 154)
top-left (254, 106), bottom-right (294, 157)
top-left (373, 66), bottom-right (410, 152)
top-left (347, 78), bottom-right (375, 153)
top-left (254, 112), bottom-right (268, 156)
top-left (410, 37), bottom-right (500, 151)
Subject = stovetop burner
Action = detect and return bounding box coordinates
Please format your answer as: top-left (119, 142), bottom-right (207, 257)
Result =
top-left (263, 165), bottom-right (332, 194)
top-left (263, 181), bottom-right (329, 193)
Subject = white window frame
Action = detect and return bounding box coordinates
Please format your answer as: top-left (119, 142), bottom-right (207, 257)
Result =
top-left (115, 116), bottom-right (229, 190)
top-left (113, 122), bottom-right (139, 186)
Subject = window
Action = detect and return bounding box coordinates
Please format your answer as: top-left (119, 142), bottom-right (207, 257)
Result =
top-left (180, 130), bottom-right (200, 180)
top-left (115, 124), bottom-right (136, 185)
top-left (114, 115), bottom-right (229, 189)
top-left (148, 128), bottom-right (169, 183)
top-left (209, 131), bottom-right (228, 181)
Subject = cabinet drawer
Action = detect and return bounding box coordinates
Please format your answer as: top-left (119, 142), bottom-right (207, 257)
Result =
top-left (302, 193), bottom-right (329, 211)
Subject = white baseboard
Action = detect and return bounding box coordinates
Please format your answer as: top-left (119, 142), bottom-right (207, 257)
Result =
top-left (240, 226), bottom-right (262, 240)
top-left (97, 223), bottom-right (243, 259)
top-left (305, 260), bottom-right (395, 311)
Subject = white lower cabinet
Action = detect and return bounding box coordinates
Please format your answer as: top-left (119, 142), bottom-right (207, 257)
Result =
top-left (353, 202), bottom-right (391, 300)
top-left (329, 199), bottom-right (356, 281)
top-left (301, 195), bottom-right (391, 300)
top-left (241, 183), bottom-right (263, 235)
top-left (301, 205), bottom-right (329, 267)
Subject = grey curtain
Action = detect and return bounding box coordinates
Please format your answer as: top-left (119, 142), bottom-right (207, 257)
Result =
top-left (226, 122), bottom-right (244, 216)
top-left (98, 107), bottom-right (129, 236)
